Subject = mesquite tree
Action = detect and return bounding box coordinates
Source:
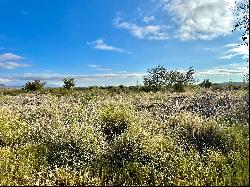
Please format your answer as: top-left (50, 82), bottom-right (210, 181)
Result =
top-left (143, 65), bottom-right (195, 92)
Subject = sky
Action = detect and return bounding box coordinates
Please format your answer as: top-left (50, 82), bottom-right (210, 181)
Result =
top-left (0, 0), bottom-right (249, 87)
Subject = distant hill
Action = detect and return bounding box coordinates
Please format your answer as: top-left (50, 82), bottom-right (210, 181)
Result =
top-left (0, 85), bottom-right (21, 89)
top-left (218, 82), bottom-right (246, 85)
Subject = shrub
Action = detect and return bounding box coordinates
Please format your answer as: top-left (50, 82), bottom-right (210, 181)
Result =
top-left (22, 80), bottom-right (46, 91)
top-left (199, 79), bottom-right (212, 88)
top-left (63, 77), bottom-right (75, 90)
top-left (97, 104), bottom-right (135, 141)
top-left (173, 82), bottom-right (185, 92)
top-left (168, 112), bottom-right (225, 153)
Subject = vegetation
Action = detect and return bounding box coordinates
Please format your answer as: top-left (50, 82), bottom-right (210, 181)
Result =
top-left (0, 86), bottom-right (248, 186)
top-left (22, 80), bottom-right (46, 91)
top-left (0, 1), bottom-right (248, 185)
top-left (233, 0), bottom-right (249, 86)
top-left (143, 65), bottom-right (195, 92)
top-left (63, 77), bottom-right (76, 90)
top-left (233, 0), bottom-right (249, 46)
top-left (199, 79), bottom-right (212, 88)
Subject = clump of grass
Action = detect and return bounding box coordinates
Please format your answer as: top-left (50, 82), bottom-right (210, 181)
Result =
top-left (168, 112), bottom-right (225, 153)
top-left (97, 104), bottom-right (135, 141)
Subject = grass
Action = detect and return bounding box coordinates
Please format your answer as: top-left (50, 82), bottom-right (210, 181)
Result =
top-left (0, 88), bottom-right (249, 185)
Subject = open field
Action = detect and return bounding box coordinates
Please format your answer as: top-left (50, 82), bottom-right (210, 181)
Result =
top-left (0, 87), bottom-right (249, 186)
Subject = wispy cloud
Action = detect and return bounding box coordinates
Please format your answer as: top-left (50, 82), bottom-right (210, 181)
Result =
top-left (219, 43), bottom-right (249, 59)
top-left (113, 16), bottom-right (169, 41)
top-left (142, 16), bottom-right (155, 23)
top-left (88, 64), bottom-right (112, 71)
top-left (154, 0), bottom-right (235, 40)
top-left (0, 72), bottom-right (147, 82)
top-left (196, 63), bottom-right (248, 76)
top-left (0, 78), bottom-right (11, 84)
top-left (0, 53), bottom-right (24, 61)
top-left (0, 53), bottom-right (31, 70)
top-left (87, 38), bottom-right (133, 54)
top-left (196, 68), bottom-right (246, 76)
top-left (0, 61), bottom-right (31, 70)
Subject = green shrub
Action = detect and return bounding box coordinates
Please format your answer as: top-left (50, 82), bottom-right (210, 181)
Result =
top-left (22, 80), bottom-right (46, 91)
top-left (199, 79), bottom-right (212, 88)
top-left (98, 104), bottom-right (135, 141)
top-left (63, 77), bottom-right (76, 90)
top-left (168, 112), bottom-right (225, 153)
top-left (173, 83), bottom-right (185, 92)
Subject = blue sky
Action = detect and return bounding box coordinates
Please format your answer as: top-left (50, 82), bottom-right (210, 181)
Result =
top-left (0, 0), bottom-right (248, 87)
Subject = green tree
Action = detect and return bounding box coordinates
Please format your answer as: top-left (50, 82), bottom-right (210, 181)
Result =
top-left (233, 0), bottom-right (249, 46)
top-left (143, 65), bottom-right (195, 92)
top-left (63, 77), bottom-right (76, 90)
top-left (143, 65), bottom-right (168, 91)
top-left (22, 80), bottom-right (46, 91)
top-left (233, 0), bottom-right (249, 84)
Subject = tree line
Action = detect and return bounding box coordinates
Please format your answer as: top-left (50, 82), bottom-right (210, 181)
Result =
top-left (23, 65), bottom-right (243, 93)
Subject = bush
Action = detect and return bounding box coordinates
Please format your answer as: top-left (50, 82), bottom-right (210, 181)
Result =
top-left (199, 79), bottom-right (212, 88)
top-left (63, 77), bottom-right (75, 90)
top-left (173, 83), bottom-right (185, 92)
top-left (168, 112), bottom-right (225, 153)
top-left (22, 80), bottom-right (46, 91)
top-left (97, 104), bottom-right (135, 141)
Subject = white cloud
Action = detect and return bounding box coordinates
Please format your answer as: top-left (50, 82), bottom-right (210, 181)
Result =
top-left (114, 16), bottom-right (169, 40)
top-left (0, 53), bottom-right (24, 61)
top-left (88, 64), bottom-right (112, 71)
top-left (1, 72), bottom-right (147, 82)
top-left (219, 54), bottom-right (235, 59)
top-left (0, 61), bottom-right (31, 70)
top-left (143, 16), bottom-right (155, 23)
top-left (197, 68), bottom-right (245, 76)
top-left (224, 43), bottom-right (238, 47)
top-left (0, 78), bottom-right (11, 84)
top-left (87, 38), bottom-right (132, 54)
top-left (196, 63), bottom-right (248, 76)
top-left (219, 43), bottom-right (249, 59)
top-left (155, 0), bottom-right (236, 40)
top-left (0, 53), bottom-right (30, 70)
